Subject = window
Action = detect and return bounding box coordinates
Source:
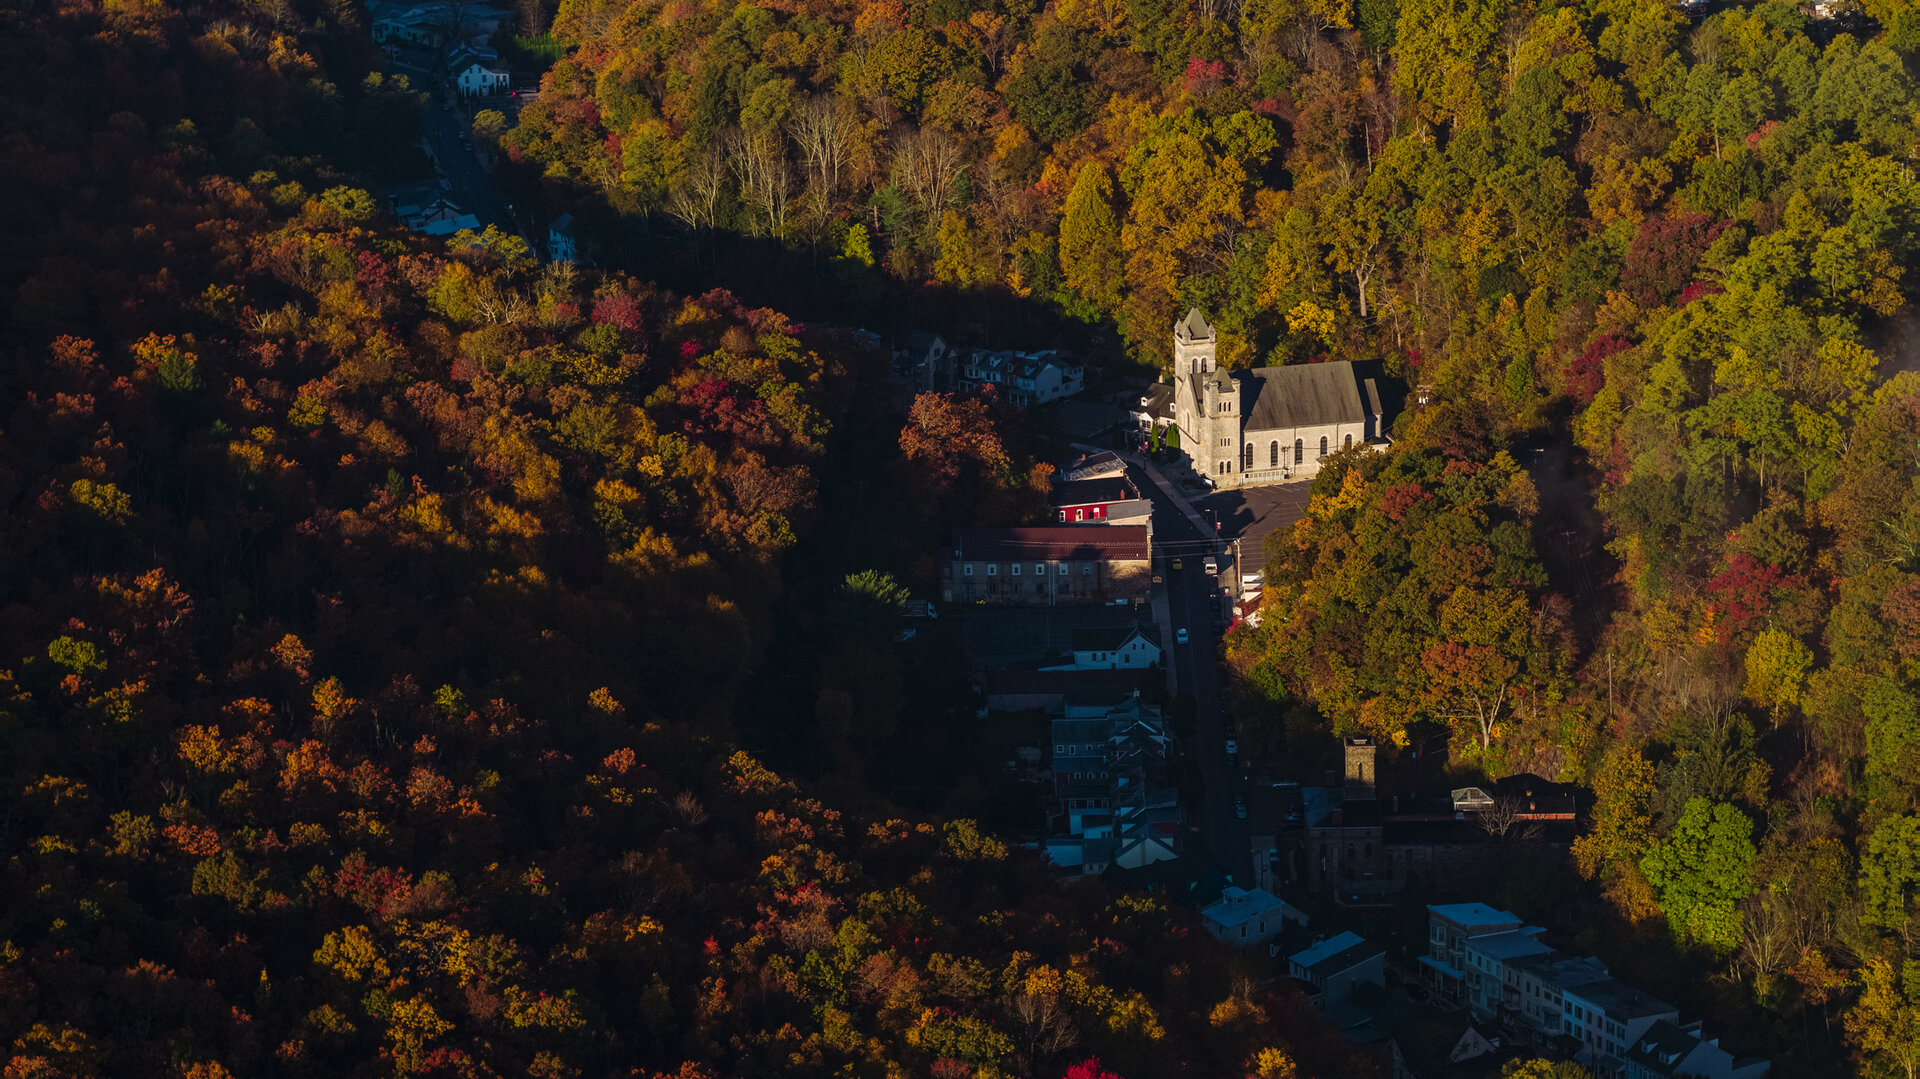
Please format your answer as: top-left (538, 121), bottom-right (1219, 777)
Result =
top-left (963, 563), bottom-right (974, 576)
top-left (1319, 435), bottom-right (1329, 458)
top-left (1270, 441), bottom-right (1280, 467)
top-left (1034, 563), bottom-right (1045, 576)
top-left (1242, 443), bottom-right (1253, 469)
top-left (1074, 508), bottom-right (1085, 521)
top-left (1344, 433), bottom-right (1353, 449)
top-left (987, 564), bottom-right (997, 576)
top-left (1221, 436), bottom-right (1232, 447)
top-left (1011, 563), bottom-right (1021, 576)
top-left (1082, 563), bottom-right (1092, 575)
top-left (1294, 439), bottom-right (1304, 465)
top-left (1058, 563), bottom-right (1069, 575)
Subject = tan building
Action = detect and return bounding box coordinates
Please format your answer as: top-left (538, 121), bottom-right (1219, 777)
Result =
top-left (1168, 308), bottom-right (1401, 488)
top-left (941, 527), bottom-right (1151, 606)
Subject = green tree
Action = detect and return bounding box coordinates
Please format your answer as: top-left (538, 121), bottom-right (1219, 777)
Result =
top-left (1059, 162), bottom-right (1125, 310)
top-left (1639, 798), bottom-right (1755, 952)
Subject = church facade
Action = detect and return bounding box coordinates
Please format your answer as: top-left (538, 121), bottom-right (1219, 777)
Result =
top-left (1168, 309), bottom-right (1401, 489)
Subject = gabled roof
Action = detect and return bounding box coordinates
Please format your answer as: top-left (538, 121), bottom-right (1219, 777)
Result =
top-left (1137, 382), bottom-right (1176, 419)
top-left (952, 526), bottom-right (1150, 562)
top-left (1291, 931), bottom-right (1383, 977)
top-left (1242, 362), bottom-right (1368, 430)
top-left (1052, 477), bottom-right (1136, 507)
top-left (1176, 307), bottom-right (1215, 342)
top-left (1072, 622), bottom-right (1161, 654)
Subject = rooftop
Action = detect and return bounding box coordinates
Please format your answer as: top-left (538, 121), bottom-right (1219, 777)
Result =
top-left (1052, 477), bottom-right (1137, 507)
top-left (1200, 886), bottom-right (1296, 931)
top-left (952, 526), bottom-right (1150, 562)
top-left (1176, 307), bottom-right (1215, 342)
top-left (1464, 929), bottom-right (1553, 961)
top-left (1429, 902), bottom-right (1523, 929)
top-left (1290, 931), bottom-right (1383, 976)
top-left (1569, 978), bottom-right (1678, 1021)
top-left (1240, 361), bottom-right (1373, 431)
top-left (1071, 622), bottom-right (1160, 654)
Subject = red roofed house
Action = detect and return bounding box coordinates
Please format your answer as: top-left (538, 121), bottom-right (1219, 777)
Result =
top-left (941, 527), bottom-right (1151, 607)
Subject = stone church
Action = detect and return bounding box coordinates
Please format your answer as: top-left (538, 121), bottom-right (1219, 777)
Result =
top-left (1169, 309), bottom-right (1402, 489)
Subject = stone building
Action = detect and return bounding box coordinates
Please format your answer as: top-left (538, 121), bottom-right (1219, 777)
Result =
top-left (940, 527), bottom-right (1151, 606)
top-left (1168, 308), bottom-right (1403, 488)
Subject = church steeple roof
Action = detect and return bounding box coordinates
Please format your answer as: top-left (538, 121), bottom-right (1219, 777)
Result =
top-left (1176, 307), bottom-right (1214, 342)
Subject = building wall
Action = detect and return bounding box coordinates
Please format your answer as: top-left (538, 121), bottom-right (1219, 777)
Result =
top-left (943, 557), bottom-right (1150, 606)
top-left (1307, 823), bottom-right (1385, 892)
top-left (1316, 955), bottom-right (1385, 1007)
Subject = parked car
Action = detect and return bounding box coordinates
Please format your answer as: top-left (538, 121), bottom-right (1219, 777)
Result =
top-left (1224, 739), bottom-right (1238, 760)
top-left (1204, 556), bottom-right (1218, 574)
top-left (1175, 628), bottom-right (1190, 644)
top-left (1171, 558), bottom-right (1184, 571)
top-left (1233, 795), bottom-right (1248, 820)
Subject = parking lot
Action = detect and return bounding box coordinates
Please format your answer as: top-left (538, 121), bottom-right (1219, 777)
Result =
top-left (1194, 482), bottom-right (1313, 572)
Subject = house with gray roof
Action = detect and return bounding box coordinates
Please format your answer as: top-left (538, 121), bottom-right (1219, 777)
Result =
top-left (1289, 931), bottom-right (1386, 1007)
top-left (1167, 308), bottom-right (1404, 488)
top-left (1625, 1020), bottom-right (1769, 1079)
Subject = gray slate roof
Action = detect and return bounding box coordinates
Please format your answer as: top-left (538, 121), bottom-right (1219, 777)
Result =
top-left (1242, 361), bottom-right (1372, 431)
top-left (1176, 307), bottom-right (1214, 342)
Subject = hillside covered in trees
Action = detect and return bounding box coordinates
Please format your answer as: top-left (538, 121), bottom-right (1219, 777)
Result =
top-left (491, 0), bottom-right (1920, 1068)
top-left (0, 0), bottom-right (1365, 1076)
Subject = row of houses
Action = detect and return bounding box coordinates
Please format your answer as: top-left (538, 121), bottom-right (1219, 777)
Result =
top-left (892, 332), bottom-right (1086, 406)
top-left (1424, 903), bottom-right (1769, 1079)
top-left (1044, 691), bottom-right (1183, 874)
top-left (370, 0), bottom-right (509, 48)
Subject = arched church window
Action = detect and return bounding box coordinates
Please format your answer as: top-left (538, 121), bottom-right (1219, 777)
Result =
top-left (1319, 436), bottom-right (1329, 459)
top-left (1270, 441), bottom-right (1279, 468)
top-left (1243, 443), bottom-right (1253, 470)
top-left (1294, 439), bottom-right (1304, 465)
top-left (1344, 434), bottom-right (1353, 449)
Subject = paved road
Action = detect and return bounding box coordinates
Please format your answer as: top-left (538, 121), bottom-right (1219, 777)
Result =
top-left (1129, 464), bottom-right (1253, 885)
top-left (382, 49), bottom-right (518, 238)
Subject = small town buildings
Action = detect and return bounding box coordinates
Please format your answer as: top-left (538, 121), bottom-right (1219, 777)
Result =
top-left (1167, 308), bottom-right (1403, 488)
top-left (983, 669), bottom-right (1148, 712)
top-left (1052, 476), bottom-right (1149, 524)
top-left (1200, 886), bottom-right (1304, 948)
top-left (369, 0), bottom-right (507, 47)
top-left (1044, 692), bottom-right (1182, 874)
top-left (892, 331), bottom-right (954, 392)
top-left (395, 193), bottom-right (480, 236)
top-left (457, 61), bottom-right (512, 95)
top-left (1288, 931), bottom-right (1386, 1007)
top-left (1564, 979), bottom-right (1680, 1078)
top-left (1062, 450), bottom-right (1127, 482)
top-left (1133, 383), bottom-right (1176, 441)
top-left (1044, 623), bottom-right (1162, 671)
top-left (1460, 924), bottom-right (1552, 1019)
top-left (960, 349), bottom-right (1085, 406)
top-left (549, 214), bottom-right (577, 262)
top-left (941, 527), bottom-right (1151, 607)
top-left (1299, 737), bottom-right (1579, 906)
top-left (1507, 951), bottom-right (1611, 1043)
top-left (1423, 902), bottom-right (1529, 1006)
top-left (1625, 1020), bottom-right (1771, 1079)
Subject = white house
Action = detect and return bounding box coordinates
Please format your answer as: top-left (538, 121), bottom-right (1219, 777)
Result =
top-left (1168, 308), bottom-right (1401, 488)
top-left (1288, 932), bottom-right (1386, 1007)
top-left (1625, 1021), bottom-right (1770, 1079)
top-left (457, 62), bottom-right (511, 96)
top-left (1044, 623), bottom-right (1161, 671)
top-left (549, 213), bottom-right (577, 262)
top-left (1201, 886), bottom-right (1305, 948)
top-left (959, 348), bottom-right (1084, 406)
top-left (1562, 980), bottom-right (1680, 1079)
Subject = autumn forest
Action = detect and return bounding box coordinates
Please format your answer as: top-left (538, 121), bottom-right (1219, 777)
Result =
top-left (2, 0), bottom-right (1920, 1068)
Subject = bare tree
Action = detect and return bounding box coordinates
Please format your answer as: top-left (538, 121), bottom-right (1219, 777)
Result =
top-left (724, 127), bottom-right (793, 238)
top-left (893, 127), bottom-right (967, 219)
top-left (788, 96), bottom-right (854, 205)
top-left (1736, 891), bottom-right (1795, 986)
top-left (667, 145), bottom-right (728, 233)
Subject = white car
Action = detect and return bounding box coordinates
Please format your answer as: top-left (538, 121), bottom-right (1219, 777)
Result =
top-left (1175, 628), bottom-right (1190, 644)
top-left (1225, 739), bottom-right (1238, 759)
